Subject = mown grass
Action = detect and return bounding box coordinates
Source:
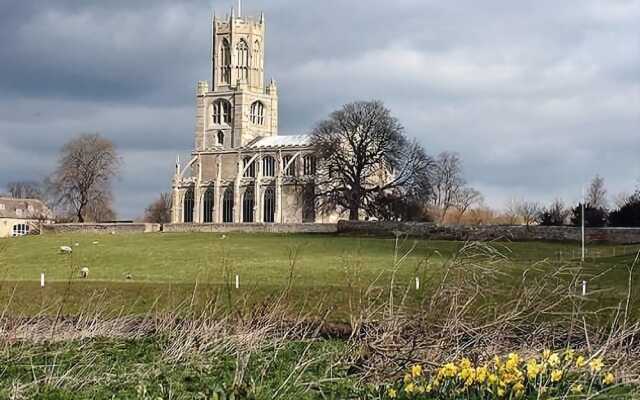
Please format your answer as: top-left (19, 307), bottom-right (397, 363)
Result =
top-left (0, 233), bottom-right (638, 320)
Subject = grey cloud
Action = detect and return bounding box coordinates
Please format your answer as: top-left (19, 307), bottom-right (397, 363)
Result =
top-left (0, 0), bottom-right (638, 218)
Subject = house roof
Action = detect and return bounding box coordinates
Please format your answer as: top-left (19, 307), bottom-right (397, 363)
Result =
top-left (0, 197), bottom-right (51, 220)
top-left (247, 134), bottom-right (311, 149)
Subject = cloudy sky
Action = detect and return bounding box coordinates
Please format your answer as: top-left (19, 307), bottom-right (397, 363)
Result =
top-left (1, 0), bottom-right (638, 218)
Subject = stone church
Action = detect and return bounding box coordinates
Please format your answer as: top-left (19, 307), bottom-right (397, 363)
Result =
top-left (171, 4), bottom-right (336, 224)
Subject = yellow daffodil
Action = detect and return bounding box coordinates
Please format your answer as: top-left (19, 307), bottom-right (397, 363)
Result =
top-left (425, 384), bottom-right (432, 393)
top-left (548, 353), bottom-right (560, 367)
top-left (564, 348), bottom-right (575, 362)
top-left (476, 366), bottom-right (488, 383)
top-left (543, 349), bottom-right (552, 360)
top-left (576, 356), bottom-right (586, 368)
top-left (513, 382), bottom-right (525, 398)
top-left (459, 357), bottom-right (472, 369)
top-left (603, 372), bottom-right (615, 385)
top-left (497, 387), bottom-right (506, 398)
top-left (526, 359), bottom-right (541, 380)
top-left (488, 373), bottom-right (498, 385)
top-left (404, 373), bottom-right (412, 384)
top-left (551, 369), bottom-right (563, 382)
top-left (411, 364), bottom-right (422, 378)
top-left (440, 362), bottom-right (458, 378)
top-left (404, 383), bottom-right (415, 394)
top-left (590, 358), bottom-right (604, 373)
top-left (570, 383), bottom-right (583, 394)
top-left (387, 388), bottom-right (397, 399)
top-left (506, 353), bottom-right (521, 370)
top-left (494, 355), bottom-right (502, 368)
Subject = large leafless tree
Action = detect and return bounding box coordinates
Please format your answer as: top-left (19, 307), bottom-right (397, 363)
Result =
top-left (453, 187), bottom-right (483, 223)
top-left (430, 152), bottom-right (466, 221)
top-left (311, 101), bottom-right (433, 221)
top-left (49, 133), bottom-right (120, 222)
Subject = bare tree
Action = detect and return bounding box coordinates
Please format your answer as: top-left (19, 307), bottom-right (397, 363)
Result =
top-left (431, 152), bottom-right (465, 221)
top-left (503, 197), bottom-right (520, 225)
top-left (144, 192), bottom-right (172, 224)
top-left (6, 181), bottom-right (42, 199)
top-left (311, 100), bottom-right (433, 220)
top-left (612, 192), bottom-right (632, 210)
top-left (453, 187), bottom-right (483, 223)
top-left (49, 133), bottom-right (121, 222)
top-left (586, 174), bottom-right (607, 209)
top-left (516, 199), bottom-right (542, 227)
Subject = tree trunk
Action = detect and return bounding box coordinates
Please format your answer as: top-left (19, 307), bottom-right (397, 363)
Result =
top-left (349, 206), bottom-right (360, 221)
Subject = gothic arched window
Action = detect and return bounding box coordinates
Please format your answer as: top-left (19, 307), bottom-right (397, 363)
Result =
top-left (183, 188), bottom-right (195, 223)
top-left (253, 40), bottom-right (261, 69)
top-left (220, 38), bottom-right (231, 84)
top-left (222, 187), bottom-right (234, 223)
top-left (250, 101), bottom-right (265, 125)
top-left (203, 187), bottom-right (214, 223)
top-left (237, 40), bottom-right (249, 82)
top-left (262, 155), bottom-right (275, 177)
top-left (282, 155), bottom-right (296, 177)
top-left (217, 131), bottom-right (225, 146)
top-left (242, 187), bottom-right (255, 223)
top-left (243, 156), bottom-right (256, 178)
top-left (263, 187), bottom-right (276, 223)
top-left (213, 100), bottom-right (232, 125)
top-left (303, 155), bottom-right (316, 175)
top-left (302, 184), bottom-right (316, 223)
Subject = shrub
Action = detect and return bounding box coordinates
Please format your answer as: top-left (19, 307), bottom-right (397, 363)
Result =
top-left (571, 203), bottom-right (607, 227)
top-left (609, 198), bottom-right (640, 227)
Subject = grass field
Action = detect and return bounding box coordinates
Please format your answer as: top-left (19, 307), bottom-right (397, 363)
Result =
top-left (0, 232), bottom-right (638, 318)
top-left (2, 233), bottom-right (640, 399)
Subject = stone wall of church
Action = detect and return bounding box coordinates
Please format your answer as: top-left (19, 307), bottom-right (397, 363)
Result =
top-left (164, 223), bottom-right (337, 234)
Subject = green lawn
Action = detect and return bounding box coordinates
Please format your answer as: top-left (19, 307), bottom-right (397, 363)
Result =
top-left (0, 232), bottom-right (638, 317)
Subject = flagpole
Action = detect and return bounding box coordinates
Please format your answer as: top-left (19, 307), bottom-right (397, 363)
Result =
top-left (581, 186), bottom-right (585, 262)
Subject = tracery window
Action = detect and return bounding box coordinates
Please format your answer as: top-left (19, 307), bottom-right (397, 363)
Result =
top-left (263, 187), bottom-right (276, 223)
top-left (203, 187), bottom-right (214, 223)
top-left (220, 38), bottom-right (231, 84)
top-left (302, 184), bottom-right (316, 223)
top-left (222, 188), bottom-right (234, 223)
top-left (253, 40), bottom-right (261, 69)
top-left (242, 187), bottom-right (255, 223)
top-left (237, 40), bottom-right (249, 82)
top-left (262, 156), bottom-right (275, 177)
top-left (243, 157), bottom-right (256, 178)
top-left (282, 155), bottom-right (296, 177)
top-left (303, 155), bottom-right (316, 176)
top-left (183, 188), bottom-right (195, 223)
top-left (250, 101), bottom-right (265, 125)
top-left (213, 100), bottom-right (232, 125)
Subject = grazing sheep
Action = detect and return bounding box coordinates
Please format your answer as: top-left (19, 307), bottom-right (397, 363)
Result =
top-left (74, 243), bottom-right (80, 247)
top-left (59, 246), bottom-right (73, 254)
top-left (125, 273), bottom-right (132, 280)
top-left (80, 267), bottom-right (89, 278)
top-left (92, 241), bottom-right (99, 245)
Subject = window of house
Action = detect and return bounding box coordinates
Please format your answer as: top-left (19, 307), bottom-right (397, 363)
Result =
top-left (12, 224), bottom-right (29, 237)
top-left (183, 189), bottom-right (194, 223)
top-left (217, 131), bottom-right (225, 146)
top-left (237, 40), bottom-right (249, 81)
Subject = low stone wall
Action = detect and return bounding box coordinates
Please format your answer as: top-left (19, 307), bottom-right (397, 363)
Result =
top-left (42, 223), bottom-right (161, 234)
top-left (163, 223), bottom-right (337, 234)
top-left (337, 221), bottom-right (640, 244)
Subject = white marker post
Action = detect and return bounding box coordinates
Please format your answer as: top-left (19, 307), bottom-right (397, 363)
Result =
top-left (415, 277), bottom-right (420, 290)
top-left (40, 273), bottom-right (45, 288)
top-left (235, 274), bottom-right (239, 289)
top-left (582, 280), bottom-right (587, 296)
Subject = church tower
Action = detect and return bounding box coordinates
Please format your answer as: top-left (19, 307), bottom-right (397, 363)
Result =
top-left (194, 3), bottom-right (278, 152)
